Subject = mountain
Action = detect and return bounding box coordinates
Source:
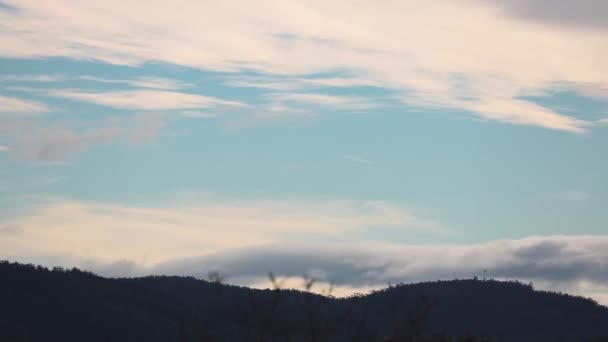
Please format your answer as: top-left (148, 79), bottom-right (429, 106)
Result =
top-left (2, 260), bottom-right (608, 341)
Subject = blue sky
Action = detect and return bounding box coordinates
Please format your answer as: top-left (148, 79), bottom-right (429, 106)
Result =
top-left (1, 0), bottom-right (608, 302)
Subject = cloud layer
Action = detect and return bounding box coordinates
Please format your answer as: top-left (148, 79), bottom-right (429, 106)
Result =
top-left (1, 0), bottom-right (607, 131)
top-left (0, 197), bottom-right (436, 265)
top-left (47, 89), bottom-right (244, 111)
top-left (2, 196), bottom-right (608, 304)
top-left (167, 236), bottom-right (608, 286)
top-left (159, 235), bottom-right (608, 304)
top-left (125, 235), bottom-right (608, 305)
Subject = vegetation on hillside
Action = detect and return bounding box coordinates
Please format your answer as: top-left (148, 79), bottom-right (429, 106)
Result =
top-left (2, 260), bottom-right (608, 341)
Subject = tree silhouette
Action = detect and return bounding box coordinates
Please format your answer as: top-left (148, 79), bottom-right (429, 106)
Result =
top-left (1, 260), bottom-right (608, 341)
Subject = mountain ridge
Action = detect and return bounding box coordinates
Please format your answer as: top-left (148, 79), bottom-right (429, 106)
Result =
top-left (2, 260), bottom-right (608, 341)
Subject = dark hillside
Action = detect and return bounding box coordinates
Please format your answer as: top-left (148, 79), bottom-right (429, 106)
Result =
top-left (2, 261), bottom-right (608, 341)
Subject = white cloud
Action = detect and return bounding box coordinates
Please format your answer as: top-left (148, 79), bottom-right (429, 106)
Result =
top-left (47, 89), bottom-right (245, 111)
top-left (0, 198), bottom-right (439, 266)
top-left (547, 191), bottom-right (591, 201)
top-left (0, 74), bottom-right (64, 82)
top-left (0, 145), bottom-right (9, 152)
top-left (0, 74), bottom-right (189, 90)
top-left (79, 75), bottom-right (191, 90)
top-left (0, 95), bottom-right (48, 113)
top-left (250, 102), bottom-right (315, 120)
top-left (1, 0), bottom-right (605, 131)
top-left (268, 93), bottom-right (378, 111)
top-left (344, 154), bottom-right (373, 164)
top-left (408, 96), bottom-right (589, 133)
top-left (225, 75), bottom-right (380, 91)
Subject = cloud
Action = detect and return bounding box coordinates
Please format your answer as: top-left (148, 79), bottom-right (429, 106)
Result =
top-left (80, 259), bottom-right (143, 278)
top-left (481, 0), bottom-right (608, 30)
top-left (5, 119), bottom-right (122, 162)
top-left (547, 191), bottom-right (591, 201)
top-left (234, 102), bottom-right (315, 123)
top-left (0, 145), bottom-right (9, 152)
top-left (0, 74), bottom-right (64, 82)
top-left (344, 154), bottom-right (373, 164)
top-left (577, 84), bottom-right (608, 101)
top-left (2, 196), bottom-right (607, 303)
top-left (415, 97), bottom-right (589, 133)
top-left (150, 235), bottom-right (608, 304)
top-left (0, 95), bottom-right (48, 113)
top-left (268, 93), bottom-right (378, 111)
top-left (78, 75), bottom-right (191, 90)
top-left (225, 75), bottom-right (380, 91)
top-left (0, 198), bottom-right (438, 266)
top-left (246, 276), bottom-right (374, 298)
top-left (9, 232), bottom-right (608, 304)
top-left (0, 74), bottom-right (190, 90)
top-left (0, 114), bottom-right (166, 162)
top-left (0, 224), bottom-right (23, 236)
top-left (1, 1), bottom-right (605, 131)
top-left (47, 89), bottom-right (245, 111)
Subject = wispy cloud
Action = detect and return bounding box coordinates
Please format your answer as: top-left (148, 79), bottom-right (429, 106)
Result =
top-left (47, 89), bottom-right (245, 111)
top-left (79, 75), bottom-right (191, 90)
top-left (344, 154), bottom-right (373, 164)
top-left (1, 1), bottom-right (604, 131)
top-left (0, 74), bottom-right (64, 82)
top-left (225, 75), bottom-right (380, 91)
top-left (0, 114), bottom-right (166, 162)
top-left (403, 94), bottom-right (589, 133)
top-left (547, 191), bottom-right (591, 201)
top-left (4, 119), bottom-right (123, 163)
top-left (268, 93), bottom-right (378, 111)
top-left (0, 74), bottom-right (190, 91)
top-left (0, 95), bottom-right (48, 113)
top-left (0, 197), bottom-right (439, 265)
top-left (0, 145), bottom-right (9, 152)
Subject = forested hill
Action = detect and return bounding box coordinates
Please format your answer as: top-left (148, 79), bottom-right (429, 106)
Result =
top-left (2, 260), bottom-right (608, 341)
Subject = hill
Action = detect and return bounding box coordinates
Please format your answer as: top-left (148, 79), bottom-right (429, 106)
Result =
top-left (1, 260), bottom-right (608, 341)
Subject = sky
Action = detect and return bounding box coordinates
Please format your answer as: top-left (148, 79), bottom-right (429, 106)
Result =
top-left (1, 0), bottom-right (608, 303)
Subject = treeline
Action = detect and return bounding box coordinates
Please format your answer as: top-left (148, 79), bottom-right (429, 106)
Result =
top-left (1, 260), bottom-right (608, 341)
